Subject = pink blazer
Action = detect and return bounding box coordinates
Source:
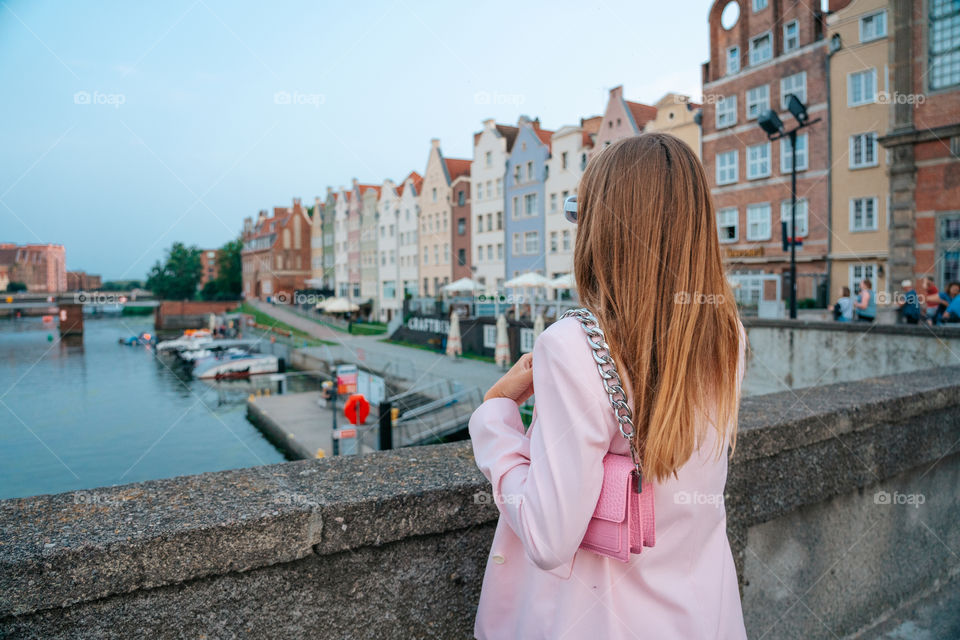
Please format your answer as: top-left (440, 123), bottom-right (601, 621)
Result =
top-left (469, 316), bottom-right (747, 639)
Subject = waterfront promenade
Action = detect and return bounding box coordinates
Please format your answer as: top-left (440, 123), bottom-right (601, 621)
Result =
top-left (247, 300), bottom-right (504, 392)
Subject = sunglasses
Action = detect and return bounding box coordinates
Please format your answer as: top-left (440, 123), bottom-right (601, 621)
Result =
top-left (564, 195), bottom-right (578, 224)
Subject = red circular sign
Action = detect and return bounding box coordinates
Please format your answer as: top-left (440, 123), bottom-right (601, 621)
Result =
top-left (343, 394), bottom-right (370, 425)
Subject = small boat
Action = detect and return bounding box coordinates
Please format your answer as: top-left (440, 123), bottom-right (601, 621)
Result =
top-left (118, 332), bottom-right (155, 346)
top-left (156, 329), bottom-right (213, 353)
top-left (193, 351), bottom-right (279, 380)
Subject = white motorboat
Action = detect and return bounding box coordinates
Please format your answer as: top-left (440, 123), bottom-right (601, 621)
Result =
top-left (156, 330), bottom-right (213, 353)
top-left (193, 351), bottom-right (279, 379)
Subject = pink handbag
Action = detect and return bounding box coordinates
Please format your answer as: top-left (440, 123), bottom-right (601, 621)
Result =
top-left (562, 308), bottom-right (656, 562)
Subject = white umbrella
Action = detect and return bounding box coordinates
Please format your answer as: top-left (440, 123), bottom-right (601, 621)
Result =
top-left (547, 273), bottom-right (575, 289)
top-left (504, 272), bottom-right (551, 288)
top-left (445, 311), bottom-right (462, 358)
top-left (533, 313), bottom-right (545, 342)
top-left (322, 297), bottom-right (359, 313)
top-left (305, 278), bottom-right (324, 288)
top-left (442, 277), bottom-right (481, 293)
top-left (494, 313), bottom-right (510, 369)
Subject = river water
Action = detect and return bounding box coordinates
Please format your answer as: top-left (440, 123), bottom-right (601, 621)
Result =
top-left (0, 315), bottom-right (288, 500)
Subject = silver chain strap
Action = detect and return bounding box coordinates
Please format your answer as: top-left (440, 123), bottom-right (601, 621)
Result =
top-left (561, 308), bottom-right (643, 479)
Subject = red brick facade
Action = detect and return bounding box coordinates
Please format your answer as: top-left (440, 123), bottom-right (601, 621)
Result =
top-left (450, 175), bottom-right (472, 281)
top-left (241, 199), bottom-right (311, 302)
top-left (703, 0), bottom-right (829, 304)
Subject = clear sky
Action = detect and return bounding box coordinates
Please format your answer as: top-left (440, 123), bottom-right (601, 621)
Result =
top-left (0, 0), bottom-right (718, 280)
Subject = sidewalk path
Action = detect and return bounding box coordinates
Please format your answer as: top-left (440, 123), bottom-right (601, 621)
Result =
top-left (249, 300), bottom-right (503, 392)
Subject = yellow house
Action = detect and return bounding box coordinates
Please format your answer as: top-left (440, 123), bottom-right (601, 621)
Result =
top-left (827, 0), bottom-right (890, 304)
top-left (644, 93), bottom-right (702, 158)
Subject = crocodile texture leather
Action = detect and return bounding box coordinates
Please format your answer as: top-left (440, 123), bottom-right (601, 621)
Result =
top-left (579, 453), bottom-right (656, 562)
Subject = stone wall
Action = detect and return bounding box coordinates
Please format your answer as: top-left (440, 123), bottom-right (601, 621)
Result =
top-left (1, 366), bottom-right (959, 639)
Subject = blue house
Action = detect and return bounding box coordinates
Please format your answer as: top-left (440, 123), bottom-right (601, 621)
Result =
top-left (504, 116), bottom-right (552, 287)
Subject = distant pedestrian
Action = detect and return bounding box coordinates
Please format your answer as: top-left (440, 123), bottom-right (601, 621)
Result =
top-left (898, 280), bottom-right (921, 324)
top-left (853, 278), bottom-right (876, 323)
top-left (941, 282), bottom-right (960, 324)
top-left (833, 286), bottom-right (853, 322)
top-left (919, 276), bottom-right (942, 324)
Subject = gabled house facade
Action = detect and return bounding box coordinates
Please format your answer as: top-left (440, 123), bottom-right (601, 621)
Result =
top-left (505, 116), bottom-right (552, 282)
top-left (450, 173), bottom-right (472, 282)
top-left (590, 85), bottom-right (657, 156)
top-left (418, 139), bottom-right (470, 296)
top-left (397, 171), bottom-right (423, 301)
top-left (241, 199), bottom-right (311, 301)
top-left (472, 119), bottom-right (517, 293)
top-left (333, 187), bottom-right (351, 297)
top-left (359, 182), bottom-right (381, 312)
top-left (544, 125), bottom-right (591, 282)
top-left (377, 179), bottom-right (401, 322)
top-left (644, 93), bottom-right (703, 157)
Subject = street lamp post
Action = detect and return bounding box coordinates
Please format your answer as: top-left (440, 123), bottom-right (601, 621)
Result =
top-left (757, 94), bottom-right (820, 319)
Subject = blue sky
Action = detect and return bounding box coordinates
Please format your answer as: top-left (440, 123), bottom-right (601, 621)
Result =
top-left (0, 0), bottom-right (717, 279)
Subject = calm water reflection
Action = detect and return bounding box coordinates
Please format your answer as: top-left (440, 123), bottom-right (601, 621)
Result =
top-left (0, 315), bottom-right (289, 500)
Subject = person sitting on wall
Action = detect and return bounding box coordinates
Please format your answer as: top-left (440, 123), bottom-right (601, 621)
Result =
top-left (852, 278), bottom-right (876, 323)
top-left (941, 282), bottom-right (960, 324)
top-left (919, 276), bottom-right (943, 325)
top-left (833, 286), bottom-right (853, 322)
top-left (898, 280), bottom-right (921, 325)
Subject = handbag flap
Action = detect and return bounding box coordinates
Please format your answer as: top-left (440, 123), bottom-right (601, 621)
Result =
top-left (591, 453), bottom-right (635, 523)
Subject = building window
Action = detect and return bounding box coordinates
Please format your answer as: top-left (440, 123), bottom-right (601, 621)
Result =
top-left (477, 183), bottom-right (483, 200)
top-left (524, 231), bottom-right (539, 254)
top-left (849, 264), bottom-right (877, 294)
top-left (850, 132), bottom-right (878, 168)
top-left (780, 72), bottom-right (807, 108)
top-left (780, 199), bottom-right (809, 238)
top-left (781, 133), bottom-right (809, 172)
top-left (458, 248), bottom-right (466, 266)
top-left (848, 69), bottom-right (877, 106)
top-left (717, 207), bottom-right (738, 243)
top-left (458, 218), bottom-right (466, 235)
top-left (727, 46), bottom-right (740, 75)
top-left (716, 95), bottom-right (737, 128)
top-left (747, 142), bottom-right (771, 179)
top-left (485, 151), bottom-right (492, 167)
top-left (432, 188), bottom-right (437, 202)
top-left (850, 197), bottom-right (879, 231)
top-left (562, 230), bottom-right (571, 251)
top-left (512, 196), bottom-right (519, 219)
top-left (524, 193), bottom-right (537, 216)
top-left (783, 20), bottom-right (799, 52)
top-left (384, 281), bottom-right (396, 299)
top-left (483, 325), bottom-right (497, 348)
top-left (752, 0), bottom-right (768, 11)
top-left (550, 192), bottom-right (557, 213)
top-left (860, 10), bottom-right (887, 43)
top-left (746, 204), bottom-right (771, 241)
top-left (561, 151), bottom-right (568, 169)
top-left (497, 243), bottom-right (503, 259)
top-left (526, 161), bottom-right (534, 181)
top-left (519, 327), bottom-right (535, 353)
top-left (476, 215), bottom-right (483, 233)
top-left (929, 1), bottom-right (960, 89)
top-left (514, 164), bottom-right (521, 183)
top-left (512, 233), bottom-right (521, 256)
top-left (716, 150), bottom-right (739, 185)
top-left (550, 231), bottom-right (558, 253)
top-left (496, 211), bottom-right (503, 230)
top-left (749, 32), bottom-right (772, 66)
top-left (940, 215), bottom-right (960, 283)
top-left (746, 85), bottom-right (770, 120)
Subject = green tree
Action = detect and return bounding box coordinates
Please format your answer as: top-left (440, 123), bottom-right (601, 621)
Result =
top-left (199, 238), bottom-right (243, 300)
top-left (145, 242), bottom-right (203, 300)
top-left (6, 281), bottom-right (27, 293)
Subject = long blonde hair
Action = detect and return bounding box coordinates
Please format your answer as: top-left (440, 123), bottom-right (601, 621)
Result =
top-left (574, 134), bottom-right (742, 482)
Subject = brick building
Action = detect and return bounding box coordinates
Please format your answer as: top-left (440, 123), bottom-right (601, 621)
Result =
top-left (199, 249), bottom-right (220, 287)
top-left (0, 243), bottom-right (66, 292)
top-left (878, 0), bottom-right (960, 288)
top-left (703, 0), bottom-right (830, 309)
top-left (66, 271), bottom-right (102, 291)
top-left (450, 173), bottom-right (472, 282)
top-left (241, 199), bottom-right (311, 301)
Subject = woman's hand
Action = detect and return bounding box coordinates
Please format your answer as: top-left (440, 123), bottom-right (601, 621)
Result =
top-left (484, 353), bottom-right (534, 405)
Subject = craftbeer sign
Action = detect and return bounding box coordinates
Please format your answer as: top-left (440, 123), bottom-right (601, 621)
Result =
top-left (406, 316), bottom-right (450, 335)
top-left (336, 364), bottom-right (358, 395)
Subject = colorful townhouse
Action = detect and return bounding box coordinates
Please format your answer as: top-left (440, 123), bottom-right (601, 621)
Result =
top-left (397, 171), bottom-right (423, 301)
top-left (878, 0), bottom-right (960, 288)
top-left (321, 189), bottom-right (337, 291)
top-left (450, 172), bottom-right (472, 282)
top-left (504, 116), bottom-right (553, 282)
top-left (826, 0), bottom-right (891, 302)
top-left (702, 0), bottom-right (831, 307)
top-left (472, 120), bottom-right (517, 293)
top-left (644, 93), bottom-right (703, 157)
top-left (309, 196), bottom-right (325, 288)
top-left (346, 183), bottom-right (363, 299)
top-left (377, 178), bottom-right (401, 322)
top-left (543, 124), bottom-right (592, 283)
top-left (359, 182), bottom-right (381, 313)
top-left (333, 186), bottom-right (351, 298)
top-left (590, 85), bottom-right (657, 156)
top-left (419, 139), bottom-right (470, 296)
top-left (241, 199), bottom-right (311, 300)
